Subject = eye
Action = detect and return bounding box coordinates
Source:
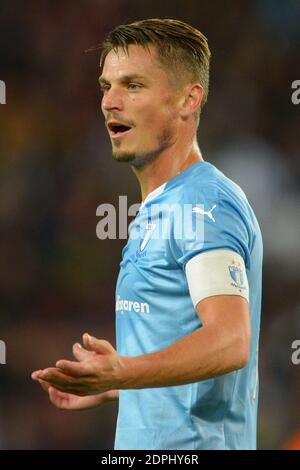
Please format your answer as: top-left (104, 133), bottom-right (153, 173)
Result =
top-left (128, 83), bottom-right (141, 91)
top-left (100, 83), bottom-right (110, 93)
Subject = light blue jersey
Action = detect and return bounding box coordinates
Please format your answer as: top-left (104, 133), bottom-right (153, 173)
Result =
top-left (114, 161), bottom-right (263, 450)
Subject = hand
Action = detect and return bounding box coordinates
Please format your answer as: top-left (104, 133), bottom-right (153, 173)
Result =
top-left (32, 333), bottom-right (124, 397)
top-left (35, 379), bottom-right (119, 410)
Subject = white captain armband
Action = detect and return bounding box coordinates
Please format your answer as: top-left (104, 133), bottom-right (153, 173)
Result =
top-left (185, 249), bottom-right (249, 308)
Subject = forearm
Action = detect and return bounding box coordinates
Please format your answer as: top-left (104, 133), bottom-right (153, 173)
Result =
top-left (118, 324), bottom-right (248, 390)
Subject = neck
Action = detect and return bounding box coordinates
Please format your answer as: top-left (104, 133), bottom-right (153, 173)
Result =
top-left (131, 137), bottom-right (203, 202)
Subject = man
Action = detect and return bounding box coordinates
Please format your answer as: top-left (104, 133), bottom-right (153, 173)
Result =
top-left (32, 19), bottom-right (263, 450)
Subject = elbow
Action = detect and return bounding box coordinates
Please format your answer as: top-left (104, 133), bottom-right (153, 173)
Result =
top-left (233, 333), bottom-right (251, 370)
top-left (236, 349), bottom-right (250, 370)
top-left (223, 324), bottom-right (251, 372)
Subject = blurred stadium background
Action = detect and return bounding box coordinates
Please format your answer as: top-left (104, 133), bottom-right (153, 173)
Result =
top-left (0, 0), bottom-right (299, 449)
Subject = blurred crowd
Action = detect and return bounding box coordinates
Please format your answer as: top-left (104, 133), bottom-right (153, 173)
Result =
top-left (0, 0), bottom-right (299, 449)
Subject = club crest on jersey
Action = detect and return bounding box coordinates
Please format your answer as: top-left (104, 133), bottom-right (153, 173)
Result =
top-left (229, 264), bottom-right (245, 291)
top-left (139, 223), bottom-right (156, 253)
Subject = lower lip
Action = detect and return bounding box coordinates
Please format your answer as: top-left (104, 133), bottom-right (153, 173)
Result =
top-left (110, 129), bottom-right (132, 139)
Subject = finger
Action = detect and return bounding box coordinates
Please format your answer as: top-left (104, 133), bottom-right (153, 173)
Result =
top-left (50, 390), bottom-right (105, 410)
top-left (48, 388), bottom-right (76, 410)
top-left (72, 343), bottom-right (94, 362)
top-left (39, 377), bottom-right (80, 395)
top-left (48, 382), bottom-right (91, 396)
top-left (31, 370), bottom-right (42, 380)
top-left (48, 387), bottom-right (75, 409)
top-left (83, 333), bottom-right (115, 354)
top-left (38, 367), bottom-right (75, 386)
top-left (55, 359), bottom-right (91, 377)
top-left (48, 383), bottom-right (81, 396)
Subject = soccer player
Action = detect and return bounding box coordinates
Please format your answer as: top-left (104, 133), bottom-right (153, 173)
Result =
top-left (32, 19), bottom-right (263, 450)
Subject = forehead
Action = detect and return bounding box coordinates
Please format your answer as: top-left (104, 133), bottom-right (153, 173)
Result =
top-left (101, 44), bottom-right (165, 80)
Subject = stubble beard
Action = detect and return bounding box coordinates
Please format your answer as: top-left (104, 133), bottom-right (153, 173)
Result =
top-left (112, 126), bottom-right (174, 169)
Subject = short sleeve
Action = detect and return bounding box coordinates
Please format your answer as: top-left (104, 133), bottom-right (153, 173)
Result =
top-left (170, 187), bottom-right (251, 270)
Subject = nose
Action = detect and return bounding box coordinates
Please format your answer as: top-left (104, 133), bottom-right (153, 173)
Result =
top-left (101, 86), bottom-right (123, 113)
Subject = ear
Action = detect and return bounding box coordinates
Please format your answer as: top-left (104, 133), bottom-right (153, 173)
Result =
top-left (179, 83), bottom-right (204, 119)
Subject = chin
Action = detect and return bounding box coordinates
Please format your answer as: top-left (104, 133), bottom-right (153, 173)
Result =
top-left (113, 148), bottom-right (161, 169)
top-left (112, 150), bottom-right (136, 163)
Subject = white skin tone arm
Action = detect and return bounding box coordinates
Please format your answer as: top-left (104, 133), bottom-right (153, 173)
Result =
top-left (32, 294), bottom-right (250, 405)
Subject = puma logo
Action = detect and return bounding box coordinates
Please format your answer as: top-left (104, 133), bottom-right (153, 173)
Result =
top-left (192, 204), bottom-right (216, 222)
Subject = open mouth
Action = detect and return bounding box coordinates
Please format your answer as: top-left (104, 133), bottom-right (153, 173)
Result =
top-left (107, 122), bottom-right (132, 138)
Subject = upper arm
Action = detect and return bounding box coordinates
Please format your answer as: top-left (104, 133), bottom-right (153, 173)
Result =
top-left (196, 295), bottom-right (251, 367)
top-left (172, 181), bottom-right (253, 367)
top-left (185, 248), bottom-right (251, 368)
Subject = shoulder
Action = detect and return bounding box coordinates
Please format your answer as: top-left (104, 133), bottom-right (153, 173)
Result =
top-left (182, 162), bottom-right (260, 259)
top-left (182, 161), bottom-right (249, 211)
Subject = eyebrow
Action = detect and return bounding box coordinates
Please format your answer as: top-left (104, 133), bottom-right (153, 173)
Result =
top-left (98, 74), bottom-right (147, 86)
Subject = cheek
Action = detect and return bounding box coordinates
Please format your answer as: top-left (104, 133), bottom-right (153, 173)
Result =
top-left (142, 106), bottom-right (173, 129)
top-left (100, 97), bottom-right (106, 115)
top-left (133, 92), bottom-right (176, 132)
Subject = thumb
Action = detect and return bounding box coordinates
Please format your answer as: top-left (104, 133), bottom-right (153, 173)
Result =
top-left (83, 333), bottom-right (115, 354)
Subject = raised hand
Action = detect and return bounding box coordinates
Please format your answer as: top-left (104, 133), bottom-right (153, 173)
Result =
top-left (32, 333), bottom-right (121, 406)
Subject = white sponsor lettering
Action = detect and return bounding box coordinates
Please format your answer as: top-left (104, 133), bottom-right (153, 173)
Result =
top-left (116, 298), bottom-right (150, 314)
